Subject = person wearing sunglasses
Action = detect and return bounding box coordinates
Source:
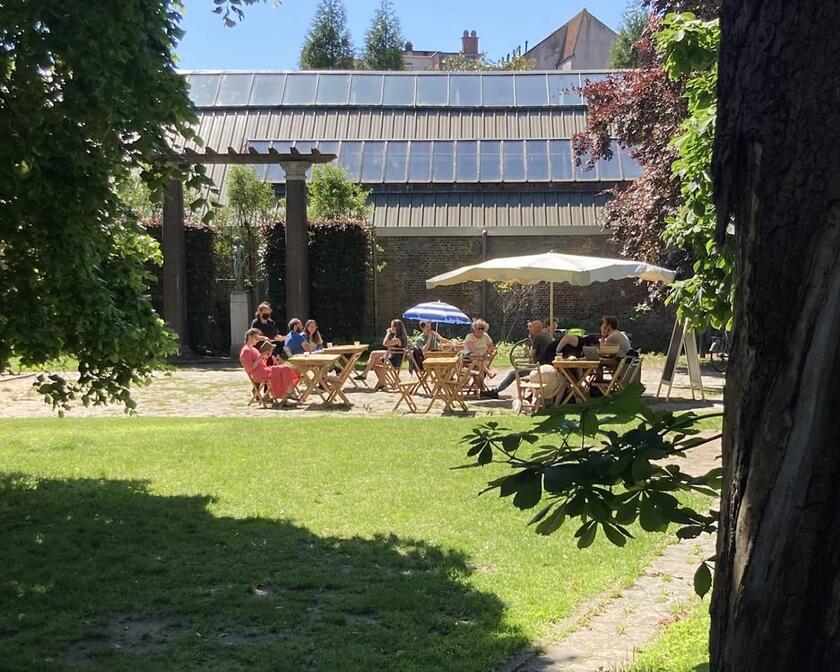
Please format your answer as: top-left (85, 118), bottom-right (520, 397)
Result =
top-left (463, 319), bottom-right (494, 359)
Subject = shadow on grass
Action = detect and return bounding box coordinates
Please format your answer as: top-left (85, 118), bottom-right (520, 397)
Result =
top-left (0, 474), bottom-right (525, 672)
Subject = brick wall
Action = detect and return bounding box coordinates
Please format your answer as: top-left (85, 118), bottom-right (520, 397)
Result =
top-left (370, 233), bottom-right (675, 352)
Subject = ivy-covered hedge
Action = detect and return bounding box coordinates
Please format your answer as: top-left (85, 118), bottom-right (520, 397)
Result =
top-left (264, 219), bottom-right (370, 341)
top-left (144, 217), bottom-right (219, 355)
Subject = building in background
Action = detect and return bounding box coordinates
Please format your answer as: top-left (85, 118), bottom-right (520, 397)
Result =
top-left (523, 9), bottom-right (617, 70)
top-left (181, 70), bottom-right (672, 348)
top-left (402, 30), bottom-right (480, 71)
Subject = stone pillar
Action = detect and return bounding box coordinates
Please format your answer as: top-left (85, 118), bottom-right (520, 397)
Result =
top-left (281, 161), bottom-right (311, 322)
top-left (162, 179), bottom-right (191, 356)
top-left (229, 291), bottom-right (251, 359)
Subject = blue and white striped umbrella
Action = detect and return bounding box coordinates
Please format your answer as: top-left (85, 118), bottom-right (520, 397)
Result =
top-left (402, 301), bottom-right (471, 325)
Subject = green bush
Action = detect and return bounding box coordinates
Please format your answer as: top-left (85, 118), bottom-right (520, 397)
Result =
top-left (263, 219), bottom-right (370, 341)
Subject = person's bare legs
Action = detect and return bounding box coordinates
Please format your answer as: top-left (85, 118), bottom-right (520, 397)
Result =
top-left (361, 350), bottom-right (387, 377)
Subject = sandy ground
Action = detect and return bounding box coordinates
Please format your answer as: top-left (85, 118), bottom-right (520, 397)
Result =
top-left (0, 359), bottom-right (724, 419)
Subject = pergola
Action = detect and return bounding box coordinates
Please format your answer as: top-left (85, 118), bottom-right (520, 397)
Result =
top-left (161, 146), bottom-right (336, 353)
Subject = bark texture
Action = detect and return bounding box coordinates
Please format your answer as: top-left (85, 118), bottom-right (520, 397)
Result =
top-left (711, 1), bottom-right (840, 670)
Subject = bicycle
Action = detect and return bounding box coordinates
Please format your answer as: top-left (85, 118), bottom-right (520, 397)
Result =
top-left (708, 330), bottom-right (729, 373)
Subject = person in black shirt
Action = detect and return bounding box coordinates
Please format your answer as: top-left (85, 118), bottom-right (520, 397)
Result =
top-left (481, 320), bottom-right (553, 398)
top-left (250, 302), bottom-right (286, 359)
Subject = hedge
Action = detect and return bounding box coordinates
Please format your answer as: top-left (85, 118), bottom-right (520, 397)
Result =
top-left (144, 217), bottom-right (220, 355)
top-left (264, 219), bottom-right (369, 341)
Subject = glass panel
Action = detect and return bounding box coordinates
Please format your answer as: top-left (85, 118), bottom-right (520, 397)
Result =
top-left (318, 140), bottom-right (339, 157)
top-left (456, 141), bottom-right (478, 182)
top-left (575, 149), bottom-right (598, 180)
top-left (548, 139), bottom-right (572, 180)
top-left (503, 140), bottom-right (526, 181)
top-left (249, 74), bottom-right (286, 105)
top-left (350, 74), bottom-right (383, 104)
top-left (481, 75), bottom-right (514, 106)
top-left (216, 73), bottom-right (253, 105)
top-left (599, 142), bottom-right (622, 180)
top-left (526, 140), bottom-right (549, 181)
top-left (416, 76), bottom-right (448, 105)
top-left (247, 140), bottom-right (270, 154)
top-left (408, 141), bottom-right (432, 181)
top-left (315, 73), bottom-right (350, 104)
top-left (449, 75), bottom-right (481, 106)
top-left (187, 74), bottom-right (220, 106)
top-left (432, 141), bottom-right (455, 181)
top-left (548, 73), bottom-right (582, 105)
top-left (514, 75), bottom-right (548, 106)
top-left (282, 74), bottom-right (318, 105)
top-left (619, 146), bottom-right (643, 179)
top-left (581, 73), bottom-right (608, 104)
top-left (361, 141), bottom-right (385, 182)
top-left (338, 141), bottom-right (363, 180)
top-left (384, 142), bottom-right (408, 181)
top-left (479, 140), bottom-right (502, 180)
top-left (294, 140), bottom-right (316, 154)
top-left (382, 75), bottom-right (415, 105)
top-left (271, 140), bottom-right (292, 154)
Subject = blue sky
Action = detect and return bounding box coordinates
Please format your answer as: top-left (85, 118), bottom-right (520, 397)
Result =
top-left (177, 0), bottom-right (627, 70)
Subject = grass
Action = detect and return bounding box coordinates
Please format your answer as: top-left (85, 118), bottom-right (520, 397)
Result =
top-left (0, 416), bottom-right (685, 672)
top-left (622, 601), bottom-right (710, 672)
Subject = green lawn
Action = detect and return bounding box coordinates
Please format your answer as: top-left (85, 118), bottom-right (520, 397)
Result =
top-left (1, 416), bottom-right (684, 672)
top-left (622, 601), bottom-right (710, 672)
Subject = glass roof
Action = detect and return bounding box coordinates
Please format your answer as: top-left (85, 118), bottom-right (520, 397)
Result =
top-left (184, 71), bottom-right (618, 108)
top-left (244, 138), bottom-right (639, 184)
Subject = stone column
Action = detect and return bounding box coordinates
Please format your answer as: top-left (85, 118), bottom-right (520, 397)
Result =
top-left (281, 161), bottom-right (311, 322)
top-left (162, 179), bottom-right (191, 356)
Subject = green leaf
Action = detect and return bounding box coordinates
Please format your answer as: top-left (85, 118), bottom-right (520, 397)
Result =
top-left (576, 521), bottom-right (598, 549)
top-left (631, 455), bottom-right (652, 481)
top-left (535, 505), bottom-right (567, 535)
top-left (693, 562), bottom-right (712, 598)
top-left (602, 522), bottom-right (627, 547)
top-left (580, 409), bottom-right (599, 436)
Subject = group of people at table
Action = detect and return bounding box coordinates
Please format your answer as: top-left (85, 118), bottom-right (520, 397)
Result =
top-left (240, 300), bottom-right (633, 408)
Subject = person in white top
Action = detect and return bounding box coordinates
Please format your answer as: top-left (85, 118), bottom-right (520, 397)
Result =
top-left (463, 318), bottom-right (495, 358)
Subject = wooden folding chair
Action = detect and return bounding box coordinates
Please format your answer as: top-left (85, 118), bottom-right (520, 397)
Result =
top-left (512, 356), bottom-right (546, 415)
top-left (393, 379), bottom-right (419, 412)
top-left (242, 361), bottom-right (273, 408)
top-left (593, 357), bottom-right (640, 397)
top-left (376, 349), bottom-right (406, 392)
top-left (408, 349), bottom-right (433, 396)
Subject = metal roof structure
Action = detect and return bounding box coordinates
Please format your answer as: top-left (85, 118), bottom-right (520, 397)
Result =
top-left (182, 69), bottom-right (633, 234)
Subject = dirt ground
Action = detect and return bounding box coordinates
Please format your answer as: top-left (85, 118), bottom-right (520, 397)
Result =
top-left (0, 360), bottom-right (724, 419)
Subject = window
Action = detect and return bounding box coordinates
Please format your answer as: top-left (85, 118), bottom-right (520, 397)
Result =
top-left (408, 141), bottom-right (432, 181)
top-left (599, 142), bottom-right (622, 180)
top-left (416, 76), bottom-right (448, 105)
top-left (318, 141), bottom-right (339, 158)
top-left (187, 74), bottom-right (220, 106)
top-left (282, 74), bottom-right (318, 105)
top-left (503, 140), bottom-right (526, 181)
top-left (247, 140), bottom-right (270, 154)
top-left (548, 74), bottom-right (582, 105)
top-left (384, 142), bottom-right (408, 181)
top-left (619, 146), bottom-right (643, 179)
top-left (249, 74), bottom-right (285, 105)
top-left (575, 149), bottom-right (598, 180)
top-left (216, 74), bottom-right (253, 105)
top-left (479, 140), bottom-right (502, 180)
top-left (449, 75), bottom-right (481, 106)
top-left (526, 140), bottom-right (549, 181)
top-left (382, 75), bottom-right (415, 105)
top-left (361, 141), bottom-right (385, 182)
top-left (481, 75), bottom-right (514, 106)
top-left (432, 141), bottom-right (455, 182)
top-left (514, 75), bottom-right (548, 106)
top-left (315, 74), bottom-right (350, 105)
top-left (339, 141), bottom-right (363, 180)
top-left (271, 141), bottom-right (292, 154)
top-left (456, 141), bottom-right (478, 182)
top-left (266, 141), bottom-right (291, 181)
top-left (293, 140), bottom-right (316, 154)
top-left (548, 140), bottom-right (572, 180)
top-left (350, 75), bottom-right (383, 104)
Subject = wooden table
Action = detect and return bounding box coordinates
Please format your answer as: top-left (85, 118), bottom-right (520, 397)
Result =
top-left (289, 354), bottom-right (347, 405)
top-left (322, 344), bottom-right (369, 395)
top-left (423, 356), bottom-right (468, 413)
top-left (552, 358), bottom-right (602, 404)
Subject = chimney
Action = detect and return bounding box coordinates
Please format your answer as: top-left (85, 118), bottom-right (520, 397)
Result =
top-left (461, 29), bottom-right (479, 55)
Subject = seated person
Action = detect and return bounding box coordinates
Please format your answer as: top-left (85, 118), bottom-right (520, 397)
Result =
top-left (303, 319), bottom-right (325, 352)
top-left (462, 319), bottom-right (494, 359)
top-left (373, 319), bottom-right (409, 391)
top-left (513, 364), bottom-right (568, 412)
top-left (285, 318), bottom-right (307, 355)
top-left (240, 328), bottom-right (299, 405)
top-left (250, 302), bottom-right (286, 359)
top-left (419, 321), bottom-right (449, 353)
top-left (482, 320), bottom-right (553, 399)
top-left (554, 315), bottom-right (632, 359)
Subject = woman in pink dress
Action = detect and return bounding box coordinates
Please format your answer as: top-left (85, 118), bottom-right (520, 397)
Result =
top-left (240, 328), bottom-right (300, 405)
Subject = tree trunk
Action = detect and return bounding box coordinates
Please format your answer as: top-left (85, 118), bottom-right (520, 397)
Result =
top-left (711, 1), bottom-right (840, 670)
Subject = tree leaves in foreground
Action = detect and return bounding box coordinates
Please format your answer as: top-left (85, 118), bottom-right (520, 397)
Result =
top-left (0, 1), bottom-right (211, 414)
top-left (459, 384), bottom-right (721, 597)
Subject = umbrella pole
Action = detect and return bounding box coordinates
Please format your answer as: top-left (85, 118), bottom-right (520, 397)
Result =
top-left (549, 282), bottom-right (554, 327)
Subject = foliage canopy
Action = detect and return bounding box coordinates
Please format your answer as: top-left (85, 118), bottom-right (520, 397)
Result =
top-left (299, 0), bottom-right (355, 70)
top-left (362, 0), bottom-right (405, 70)
top-left (307, 164), bottom-right (372, 222)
